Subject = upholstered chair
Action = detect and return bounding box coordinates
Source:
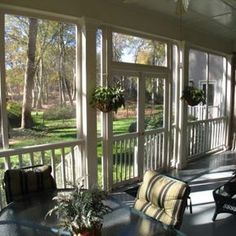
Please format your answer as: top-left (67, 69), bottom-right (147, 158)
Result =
top-left (3, 165), bottom-right (56, 204)
top-left (134, 170), bottom-right (190, 229)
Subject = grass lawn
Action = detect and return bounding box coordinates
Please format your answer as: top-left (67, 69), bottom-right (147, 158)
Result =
top-left (9, 113), bottom-right (136, 149)
top-left (3, 113), bottom-right (138, 187)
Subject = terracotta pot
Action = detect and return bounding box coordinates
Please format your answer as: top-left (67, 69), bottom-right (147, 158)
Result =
top-left (185, 97), bottom-right (200, 106)
top-left (74, 227), bottom-right (101, 236)
top-left (95, 102), bottom-right (113, 113)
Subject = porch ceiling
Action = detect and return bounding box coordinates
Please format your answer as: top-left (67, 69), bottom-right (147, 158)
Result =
top-left (112, 0), bottom-right (236, 42)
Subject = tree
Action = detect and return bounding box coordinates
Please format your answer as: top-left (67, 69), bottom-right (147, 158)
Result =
top-left (5, 15), bottom-right (76, 130)
top-left (21, 17), bottom-right (38, 128)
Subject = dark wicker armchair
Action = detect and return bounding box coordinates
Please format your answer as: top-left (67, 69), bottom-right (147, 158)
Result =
top-left (3, 165), bottom-right (56, 204)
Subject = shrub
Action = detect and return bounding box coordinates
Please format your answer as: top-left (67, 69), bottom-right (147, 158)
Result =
top-left (43, 105), bottom-right (75, 121)
top-left (146, 115), bottom-right (163, 130)
top-left (7, 101), bottom-right (22, 128)
top-left (128, 114), bottom-right (163, 133)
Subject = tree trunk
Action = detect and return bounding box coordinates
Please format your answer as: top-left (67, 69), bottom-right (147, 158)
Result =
top-left (36, 58), bottom-right (43, 109)
top-left (21, 18), bottom-right (38, 129)
top-left (72, 68), bottom-right (76, 100)
top-left (58, 23), bottom-right (73, 106)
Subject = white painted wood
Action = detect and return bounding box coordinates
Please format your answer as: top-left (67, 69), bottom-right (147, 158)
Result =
top-left (80, 17), bottom-right (98, 188)
top-left (0, 0), bottom-right (234, 54)
top-left (18, 154), bottom-right (23, 168)
top-left (163, 75), bottom-right (169, 169)
top-left (0, 140), bottom-right (84, 207)
top-left (40, 151), bottom-right (45, 165)
top-left (137, 73), bottom-right (145, 178)
top-left (177, 42), bottom-right (189, 169)
top-left (225, 57), bottom-right (232, 149)
top-left (71, 146), bottom-right (76, 186)
top-left (187, 117), bottom-right (226, 159)
top-left (0, 11), bottom-right (9, 149)
top-left (61, 148), bottom-right (66, 188)
top-left (51, 149), bottom-right (56, 180)
top-left (102, 28), bottom-right (113, 191)
top-left (30, 152), bottom-right (34, 166)
top-left (75, 25), bottom-right (82, 140)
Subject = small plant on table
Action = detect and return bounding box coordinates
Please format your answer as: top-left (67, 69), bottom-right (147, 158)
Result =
top-left (46, 181), bottom-right (111, 236)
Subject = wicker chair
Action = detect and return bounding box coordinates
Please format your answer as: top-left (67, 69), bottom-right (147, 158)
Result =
top-left (3, 165), bottom-right (56, 204)
top-left (133, 170), bottom-right (191, 229)
top-left (212, 174), bottom-right (236, 221)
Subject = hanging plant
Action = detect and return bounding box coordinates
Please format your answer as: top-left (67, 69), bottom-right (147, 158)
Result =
top-left (181, 86), bottom-right (206, 106)
top-left (90, 85), bottom-right (125, 113)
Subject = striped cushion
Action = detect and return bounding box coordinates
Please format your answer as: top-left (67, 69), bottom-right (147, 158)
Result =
top-left (4, 165), bottom-right (56, 204)
top-left (134, 170), bottom-right (190, 228)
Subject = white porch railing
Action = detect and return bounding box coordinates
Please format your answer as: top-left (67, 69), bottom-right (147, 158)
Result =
top-left (187, 117), bottom-right (226, 159)
top-left (111, 128), bottom-right (166, 188)
top-left (0, 139), bottom-right (84, 208)
top-left (144, 129), bottom-right (165, 171)
top-left (112, 133), bottom-right (138, 187)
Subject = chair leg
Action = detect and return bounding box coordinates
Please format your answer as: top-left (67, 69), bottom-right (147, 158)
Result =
top-left (212, 211), bottom-right (217, 221)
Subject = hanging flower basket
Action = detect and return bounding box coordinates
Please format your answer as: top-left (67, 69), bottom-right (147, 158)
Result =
top-left (94, 101), bottom-right (113, 113)
top-left (90, 85), bottom-right (125, 113)
top-left (181, 86), bottom-right (206, 106)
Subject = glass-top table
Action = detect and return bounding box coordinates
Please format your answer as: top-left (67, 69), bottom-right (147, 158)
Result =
top-left (0, 190), bottom-right (186, 236)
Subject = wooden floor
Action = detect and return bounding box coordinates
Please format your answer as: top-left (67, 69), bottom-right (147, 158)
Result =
top-left (121, 150), bottom-right (236, 235)
top-left (171, 151), bottom-right (236, 236)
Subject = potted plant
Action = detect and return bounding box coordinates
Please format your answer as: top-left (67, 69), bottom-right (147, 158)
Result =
top-left (46, 182), bottom-right (111, 236)
top-left (181, 86), bottom-right (206, 106)
top-left (90, 85), bottom-right (125, 113)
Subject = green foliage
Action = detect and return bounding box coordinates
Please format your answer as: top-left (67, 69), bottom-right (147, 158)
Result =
top-left (7, 101), bottom-right (22, 128)
top-left (188, 114), bottom-right (198, 122)
top-left (128, 113), bottom-right (163, 133)
top-left (43, 106), bottom-right (75, 121)
top-left (90, 85), bottom-right (125, 113)
top-left (145, 115), bottom-right (163, 130)
top-left (46, 181), bottom-right (111, 234)
top-left (181, 86), bottom-right (206, 106)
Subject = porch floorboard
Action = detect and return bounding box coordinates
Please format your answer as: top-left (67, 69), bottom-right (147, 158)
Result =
top-left (123, 151), bottom-right (236, 236)
top-left (172, 151), bottom-right (236, 236)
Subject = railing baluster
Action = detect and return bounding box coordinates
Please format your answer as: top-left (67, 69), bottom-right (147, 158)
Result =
top-left (4, 155), bottom-right (11, 170)
top-left (154, 134), bottom-right (157, 170)
top-left (61, 148), bottom-right (66, 188)
top-left (114, 141), bottom-right (118, 183)
top-left (41, 151), bottom-right (45, 165)
top-left (30, 152), bottom-right (34, 166)
top-left (18, 154), bottom-right (23, 168)
top-left (51, 149), bottom-right (56, 181)
top-left (71, 146), bottom-right (76, 186)
top-left (158, 133), bottom-right (162, 167)
top-left (128, 138), bottom-right (131, 179)
top-left (119, 140), bottom-right (123, 182)
top-left (124, 139), bottom-right (127, 180)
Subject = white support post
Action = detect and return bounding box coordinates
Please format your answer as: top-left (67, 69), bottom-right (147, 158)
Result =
top-left (137, 72), bottom-right (145, 179)
top-left (227, 54), bottom-right (235, 149)
top-left (0, 11), bottom-right (9, 149)
top-left (177, 41), bottom-right (189, 169)
top-left (102, 28), bottom-right (113, 191)
top-left (76, 25), bottom-right (82, 139)
top-left (165, 42), bottom-right (172, 170)
top-left (80, 18), bottom-right (98, 188)
top-left (173, 44), bottom-right (179, 168)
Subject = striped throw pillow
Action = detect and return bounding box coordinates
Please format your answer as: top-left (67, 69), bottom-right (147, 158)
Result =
top-left (134, 170), bottom-right (190, 229)
top-left (4, 165), bottom-right (56, 204)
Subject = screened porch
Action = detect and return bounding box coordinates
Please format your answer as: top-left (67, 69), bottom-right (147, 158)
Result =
top-left (0, 0), bottom-right (235, 213)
